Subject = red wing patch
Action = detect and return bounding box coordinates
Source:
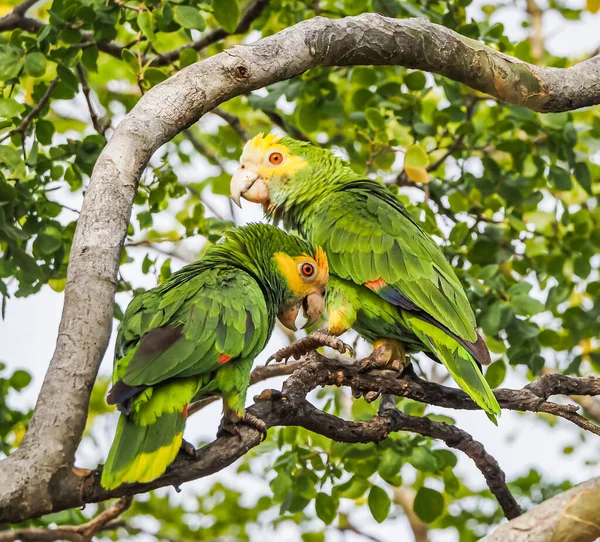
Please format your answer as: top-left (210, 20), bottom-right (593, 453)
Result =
top-left (218, 354), bottom-right (232, 364)
top-left (364, 277), bottom-right (386, 291)
top-left (182, 404), bottom-right (189, 419)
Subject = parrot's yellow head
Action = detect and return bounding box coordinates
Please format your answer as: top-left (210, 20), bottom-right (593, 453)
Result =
top-left (274, 245), bottom-right (329, 331)
top-left (230, 133), bottom-right (309, 209)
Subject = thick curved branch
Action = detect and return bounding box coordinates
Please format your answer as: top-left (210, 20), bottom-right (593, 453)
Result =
top-left (482, 477), bottom-right (600, 542)
top-left (3, 12), bottom-right (600, 524)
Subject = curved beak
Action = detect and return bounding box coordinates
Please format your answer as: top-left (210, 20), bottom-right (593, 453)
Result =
top-left (277, 303), bottom-right (300, 332)
top-left (277, 292), bottom-right (325, 332)
top-left (230, 167), bottom-right (270, 207)
top-left (302, 292), bottom-right (325, 329)
top-left (230, 168), bottom-right (258, 208)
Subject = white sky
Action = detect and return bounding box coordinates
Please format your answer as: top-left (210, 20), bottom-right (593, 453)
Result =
top-left (1, 3), bottom-right (600, 541)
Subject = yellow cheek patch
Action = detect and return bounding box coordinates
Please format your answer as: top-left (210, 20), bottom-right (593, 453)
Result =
top-left (245, 134), bottom-right (308, 181)
top-left (258, 144), bottom-right (308, 180)
top-left (274, 252), bottom-right (328, 299)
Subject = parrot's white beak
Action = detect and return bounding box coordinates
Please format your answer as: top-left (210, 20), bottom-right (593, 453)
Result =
top-left (230, 167), bottom-right (269, 207)
top-left (277, 293), bottom-right (325, 332)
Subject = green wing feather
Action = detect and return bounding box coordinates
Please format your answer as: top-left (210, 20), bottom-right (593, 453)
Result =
top-left (404, 315), bottom-right (501, 421)
top-left (102, 266), bottom-right (269, 489)
top-left (116, 268), bottom-right (267, 388)
top-left (309, 184), bottom-right (477, 342)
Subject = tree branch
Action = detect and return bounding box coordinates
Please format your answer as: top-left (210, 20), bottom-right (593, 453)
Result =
top-left (0, 496), bottom-right (132, 542)
top-left (0, 77), bottom-right (58, 144)
top-left (393, 487), bottom-right (429, 542)
top-left (76, 64), bottom-right (109, 136)
top-left (4, 12), bottom-right (600, 524)
top-left (149, 0), bottom-right (271, 67)
top-left (5, 353), bottom-right (600, 523)
top-left (0, 2), bottom-right (126, 58)
top-left (211, 107), bottom-right (250, 140)
top-left (0, 0), bottom-right (41, 32)
top-left (482, 477), bottom-right (600, 541)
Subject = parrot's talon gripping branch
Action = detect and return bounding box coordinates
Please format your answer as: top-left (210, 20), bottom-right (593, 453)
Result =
top-left (217, 413), bottom-right (268, 441)
top-left (267, 329), bottom-right (354, 365)
top-left (179, 439), bottom-right (199, 459)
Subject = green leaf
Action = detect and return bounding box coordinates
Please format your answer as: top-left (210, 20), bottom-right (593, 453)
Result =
top-left (414, 487), bottom-right (444, 523)
top-left (179, 48), bottom-right (198, 68)
top-left (549, 165), bottom-right (572, 191)
top-left (368, 485), bottom-right (390, 523)
top-left (404, 71), bottom-right (427, 91)
top-left (0, 98), bottom-right (25, 119)
top-left (298, 104), bottom-right (318, 132)
top-left (173, 5), bottom-right (206, 30)
top-left (443, 468), bottom-right (460, 496)
top-left (24, 52), bottom-right (47, 77)
top-left (0, 49), bottom-right (23, 80)
top-left (365, 108), bottom-right (384, 130)
top-left (10, 370), bottom-right (32, 391)
top-left (213, 0), bottom-right (240, 33)
top-left (408, 446), bottom-right (438, 473)
top-left (144, 68), bottom-right (169, 86)
top-left (485, 360), bottom-right (507, 388)
top-left (33, 226), bottom-right (63, 255)
top-left (315, 493), bottom-right (337, 525)
top-left (137, 11), bottom-right (156, 41)
top-left (512, 294), bottom-right (545, 316)
top-left (57, 65), bottom-right (79, 91)
top-left (404, 144), bottom-right (429, 168)
top-left (36, 119), bottom-right (55, 145)
top-left (378, 448), bottom-right (403, 485)
top-left (335, 475), bottom-right (369, 499)
top-left (574, 162), bottom-right (593, 195)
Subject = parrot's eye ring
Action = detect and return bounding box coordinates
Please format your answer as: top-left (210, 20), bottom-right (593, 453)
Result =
top-left (299, 262), bottom-right (316, 278)
top-left (269, 152), bottom-right (283, 165)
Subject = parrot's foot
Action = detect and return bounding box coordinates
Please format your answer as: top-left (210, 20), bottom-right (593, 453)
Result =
top-left (179, 438), bottom-right (199, 459)
top-left (217, 413), bottom-right (268, 441)
top-left (359, 338), bottom-right (408, 373)
top-left (267, 329), bottom-right (354, 365)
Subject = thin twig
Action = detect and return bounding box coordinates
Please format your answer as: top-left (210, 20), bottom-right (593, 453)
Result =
top-left (76, 64), bottom-right (109, 136)
top-left (0, 497), bottom-right (132, 542)
top-left (526, 0), bottom-right (545, 63)
top-left (150, 0), bottom-right (271, 67)
top-left (0, 0), bottom-right (40, 32)
top-left (262, 109), bottom-right (311, 142)
top-left (211, 107), bottom-right (250, 140)
top-left (188, 360), bottom-right (303, 416)
top-left (0, 77), bottom-right (58, 144)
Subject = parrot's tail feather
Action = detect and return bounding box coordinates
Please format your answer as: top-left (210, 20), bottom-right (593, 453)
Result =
top-left (100, 409), bottom-right (185, 490)
top-left (411, 311), bottom-right (492, 366)
top-left (407, 317), bottom-right (501, 422)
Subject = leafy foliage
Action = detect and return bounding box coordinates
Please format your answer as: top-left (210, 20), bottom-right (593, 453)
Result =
top-left (1, 0), bottom-right (599, 539)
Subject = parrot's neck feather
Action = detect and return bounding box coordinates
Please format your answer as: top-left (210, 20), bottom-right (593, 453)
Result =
top-left (268, 165), bottom-right (361, 231)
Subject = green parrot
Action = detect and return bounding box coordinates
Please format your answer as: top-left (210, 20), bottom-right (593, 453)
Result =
top-left (230, 134), bottom-right (501, 422)
top-left (101, 223), bottom-right (329, 489)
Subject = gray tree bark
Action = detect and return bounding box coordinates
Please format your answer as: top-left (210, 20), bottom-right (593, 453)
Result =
top-left (482, 477), bottom-right (600, 542)
top-left (1, 11), bottom-right (599, 528)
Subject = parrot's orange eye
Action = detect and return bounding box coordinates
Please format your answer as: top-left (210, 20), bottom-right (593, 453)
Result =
top-left (269, 152), bottom-right (283, 165)
top-left (299, 262), bottom-right (316, 278)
